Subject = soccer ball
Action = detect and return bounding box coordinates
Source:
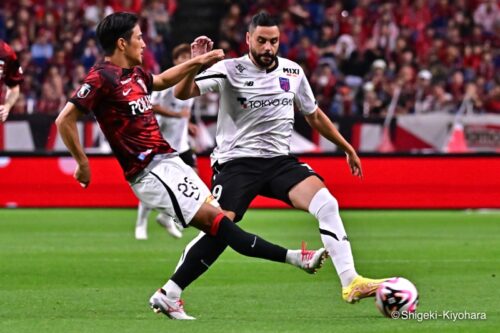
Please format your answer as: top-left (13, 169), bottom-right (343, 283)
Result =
top-left (375, 277), bottom-right (419, 318)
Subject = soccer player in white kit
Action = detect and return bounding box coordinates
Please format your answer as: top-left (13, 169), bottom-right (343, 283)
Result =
top-left (166, 12), bottom-right (388, 319)
top-left (134, 44), bottom-right (198, 240)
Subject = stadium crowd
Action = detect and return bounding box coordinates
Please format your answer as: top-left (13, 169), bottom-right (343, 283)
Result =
top-left (1, 0), bottom-right (500, 117)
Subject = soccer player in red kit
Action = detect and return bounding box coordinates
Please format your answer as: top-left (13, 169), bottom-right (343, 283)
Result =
top-left (0, 39), bottom-right (23, 122)
top-left (55, 12), bottom-right (327, 320)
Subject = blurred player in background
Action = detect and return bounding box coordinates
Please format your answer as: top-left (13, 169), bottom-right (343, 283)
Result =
top-left (170, 12), bottom-right (388, 318)
top-left (56, 12), bottom-right (327, 320)
top-left (0, 39), bottom-right (23, 122)
top-left (134, 43), bottom-right (198, 240)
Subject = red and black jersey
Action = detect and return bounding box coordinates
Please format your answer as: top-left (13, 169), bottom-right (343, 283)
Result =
top-left (0, 39), bottom-right (24, 103)
top-left (69, 61), bottom-right (175, 180)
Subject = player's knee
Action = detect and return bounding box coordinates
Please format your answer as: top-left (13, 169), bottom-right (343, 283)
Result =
top-left (191, 203), bottom-right (224, 234)
top-left (308, 188), bottom-right (339, 219)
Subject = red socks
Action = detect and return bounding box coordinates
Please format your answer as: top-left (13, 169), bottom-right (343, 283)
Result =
top-left (209, 213), bottom-right (225, 236)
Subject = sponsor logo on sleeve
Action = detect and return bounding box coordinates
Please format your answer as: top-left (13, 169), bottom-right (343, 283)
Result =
top-left (77, 83), bottom-right (92, 98)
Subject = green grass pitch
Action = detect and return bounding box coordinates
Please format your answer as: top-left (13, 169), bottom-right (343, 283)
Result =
top-left (0, 209), bottom-right (498, 333)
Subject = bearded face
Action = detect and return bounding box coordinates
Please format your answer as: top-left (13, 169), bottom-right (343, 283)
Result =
top-left (247, 26), bottom-right (280, 69)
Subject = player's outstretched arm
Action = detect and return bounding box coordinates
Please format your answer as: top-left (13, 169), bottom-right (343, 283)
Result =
top-left (55, 102), bottom-right (91, 188)
top-left (0, 85), bottom-right (20, 122)
top-left (305, 107), bottom-right (363, 179)
top-left (152, 105), bottom-right (189, 118)
top-left (152, 49), bottom-right (224, 92)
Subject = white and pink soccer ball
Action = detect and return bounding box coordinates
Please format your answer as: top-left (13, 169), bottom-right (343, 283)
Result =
top-left (375, 277), bottom-right (419, 318)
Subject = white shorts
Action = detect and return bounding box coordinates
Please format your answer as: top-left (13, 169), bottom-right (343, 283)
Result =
top-left (129, 157), bottom-right (218, 227)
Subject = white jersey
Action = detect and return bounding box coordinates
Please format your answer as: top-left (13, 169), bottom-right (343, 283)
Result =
top-left (195, 55), bottom-right (317, 165)
top-left (151, 87), bottom-right (194, 153)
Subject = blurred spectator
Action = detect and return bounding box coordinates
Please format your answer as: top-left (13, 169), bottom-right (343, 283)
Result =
top-left (80, 38), bottom-right (100, 71)
top-left (84, 0), bottom-right (114, 30)
top-left (65, 64), bottom-right (87, 97)
top-left (331, 85), bottom-right (354, 116)
top-left (359, 81), bottom-right (386, 117)
top-left (36, 65), bottom-right (64, 115)
top-left (287, 35), bottom-right (319, 76)
top-left (414, 70), bottom-right (434, 113)
top-left (484, 84), bottom-right (500, 113)
top-left (428, 82), bottom-right (455, 113)
top-left (310, 63), bottom-right (336, 111)
top-left (448, 71), bottom-right (465, 102)
top-left (334, 34), bottom-right (356, 61)
top-left (372, 4), bottom-right (399, 57)
top-left (396, 65), bottom-right (416, 114)
top-left (30, 30), bottom-right (53, 68)
top-left (463, 82), bottom-right (485, 112)
top-left (473, 0), bottom-right (500, 34)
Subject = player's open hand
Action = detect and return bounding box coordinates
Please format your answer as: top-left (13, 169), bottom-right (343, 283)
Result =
top-left (74, 162), bottom-right (91, 188)
top-left (191, 36), bottom-right (214, 58)
top-left (346, 152), bottom-right (363, 179)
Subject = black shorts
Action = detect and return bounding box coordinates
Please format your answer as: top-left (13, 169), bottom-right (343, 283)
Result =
top-left (179, 150), bottom-right (197, 169)
top-left (211, 155), bottom-right (322, 222)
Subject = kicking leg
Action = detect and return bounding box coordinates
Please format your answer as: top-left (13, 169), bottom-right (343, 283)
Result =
top-left (152, 203), bottom-right (327, 319)
top-left (290, 176), bottom-right (386, 303)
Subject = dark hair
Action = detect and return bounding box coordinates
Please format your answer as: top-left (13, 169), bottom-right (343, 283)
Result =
top-left (249, 12), bottom-right (279, 32)
top-left (172, 43), bottom-right (191, 60)
top-left (96, 12), bottom-right (139, 56)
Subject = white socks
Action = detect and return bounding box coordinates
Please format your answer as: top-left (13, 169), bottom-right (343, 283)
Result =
top-left (308, 188), bottom-right (357, 287)
top-left (163, 280), bottom-right (182, 300)
top-left (136, 202), bottom-right (152, 228)
top-left (285, 249), bottom-right (302, 266)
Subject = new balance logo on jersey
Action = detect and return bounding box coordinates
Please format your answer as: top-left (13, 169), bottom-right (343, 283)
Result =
top-left (244, 81), bottom-right (254, 86)
top-left (283, 68), bottom-right (300, 75)
top-left (237, 97), bottom-right (293, 109)
top-left (129, 95), bottom-right (152, 115)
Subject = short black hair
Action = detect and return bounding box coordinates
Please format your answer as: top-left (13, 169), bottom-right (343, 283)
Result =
top-left (96, 12), bottom-right (139, 56)
top-left (249, 12), bottom-right (279, 32)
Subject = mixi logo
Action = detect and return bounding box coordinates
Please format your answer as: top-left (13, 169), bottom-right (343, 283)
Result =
top-left (283, 67), bottom-right (299, 76)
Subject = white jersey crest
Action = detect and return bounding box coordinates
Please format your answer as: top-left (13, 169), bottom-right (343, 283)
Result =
top-left (195, 55), bottom-right (317, 165)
